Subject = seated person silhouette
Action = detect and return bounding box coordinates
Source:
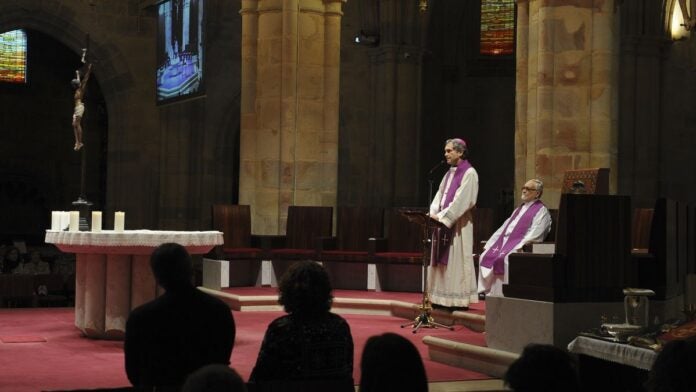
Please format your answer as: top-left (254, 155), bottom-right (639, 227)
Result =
top-left (2, 246), bottom-right (22, 274)
top-left (182, 364), bottom-right (247, 392)
top-left (504, 343), bottom-right (580, 392)
top-left (359, 333), bottom-right (428, 392)
top-left (249, 260), bottom-right (354, 388)
top-left (124, 243), bottom-right (235, 390)
top-left (13, 250), bottom-right (50, 275)
top-left (478, 178), bottom-right (552, 297)
top-left (644, 337), bottom-right (696, 392)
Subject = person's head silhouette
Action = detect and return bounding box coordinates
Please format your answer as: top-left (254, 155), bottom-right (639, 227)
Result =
top-left (150, 242), bottom-right (194, 291)
top-left (645, 337), bottom-right (696, 392)
top-left (278, 260), bottom-right (333, 317)
top-left (359, 333), bottom-right (427, 392)
top-left (504, 344), bottom-right (579, 392)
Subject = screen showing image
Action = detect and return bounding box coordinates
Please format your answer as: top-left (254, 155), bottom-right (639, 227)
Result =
top-left (157, 0), bottom-right (205, 104)
top-left (0, 29), bottom-right (27, 84)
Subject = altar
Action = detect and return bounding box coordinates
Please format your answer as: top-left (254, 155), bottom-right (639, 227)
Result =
top-left (45, 230), bottom-right (223, 339)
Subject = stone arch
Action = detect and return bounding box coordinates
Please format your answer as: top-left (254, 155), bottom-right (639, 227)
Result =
top-left (0, 6), bottom-right (136, 120)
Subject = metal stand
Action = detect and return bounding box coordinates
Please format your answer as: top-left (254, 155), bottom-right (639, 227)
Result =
top-left (399, 210), bottom-right (454, 333)
top-left (72, 145), bottom-right (93, 231)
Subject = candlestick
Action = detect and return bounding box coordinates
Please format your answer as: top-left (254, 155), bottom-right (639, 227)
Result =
top-left (69, 211), bottom-right (80, 232)
top-left (114, 211), bottom-right (125, 232)
top-left (91, 211), bottom-right (102, 232)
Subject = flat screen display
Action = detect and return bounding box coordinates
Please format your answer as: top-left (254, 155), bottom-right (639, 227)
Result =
top-left (156, 0), bottom-right (205, 104)
top-left (0, 29), bottom-right (27, 84)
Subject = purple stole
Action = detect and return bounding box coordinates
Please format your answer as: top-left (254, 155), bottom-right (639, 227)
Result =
top-left (479, 199), bottom-right (544, 275)
top-left (431, 159), bottom-right (472, 266)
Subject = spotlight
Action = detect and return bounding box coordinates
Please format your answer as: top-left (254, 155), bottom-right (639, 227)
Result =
top-left (353, 30), bottom-right (379, 47)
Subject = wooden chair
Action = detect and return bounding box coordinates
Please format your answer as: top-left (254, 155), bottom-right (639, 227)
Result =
top-left (634, 198), bottom-right (690, 299)
top-left (507, 194), bottom-right (633, 302)
top-left (371, 208), bottom-right (427, 265)
top-left (317, 206), bottom-right (384, 263)
top-left (211, 204), bottom-right (263, 287)
top-left (268, 206), bottom-right (333, 261)
top-left (211, 204), bottom-right (263, 260)
top-left (631, 208), bottom-right (653, 251)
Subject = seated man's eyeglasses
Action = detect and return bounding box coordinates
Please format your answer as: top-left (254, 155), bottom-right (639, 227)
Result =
top-left (521, 186), bottom-right (538, 192)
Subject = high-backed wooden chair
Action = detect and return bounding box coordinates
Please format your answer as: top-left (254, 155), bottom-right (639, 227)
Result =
top-left (507, 194), bottom-right (632, 302)
top-left (545, 208), bottom-right (559, 242)
top-left (634, 198), bottom-right (690, 300)
top-left (631, 208), bottom-right (654, 251)
top-left (317, 206), bottom-right (383, 263)
top-left (268, 206), bottom-right (333, 261)
top-left (371, 208), bottom-right (427, 265)
top-left (472, 207), bottom-right (496, 257)
top-left (211, 204), bottom-right (262, 259)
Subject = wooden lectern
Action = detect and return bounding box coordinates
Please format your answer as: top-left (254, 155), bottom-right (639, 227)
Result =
top-left (561, 168), bottom-right (609, 194)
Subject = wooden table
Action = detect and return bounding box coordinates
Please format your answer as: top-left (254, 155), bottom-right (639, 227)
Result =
top-left (45, 230), bottom-right (223, 339)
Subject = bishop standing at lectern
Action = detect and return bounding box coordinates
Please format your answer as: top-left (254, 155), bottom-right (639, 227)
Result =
top-left (477, 179), bottom-right (552, 297)
top-left (428, 138), bottom-right (479, 310)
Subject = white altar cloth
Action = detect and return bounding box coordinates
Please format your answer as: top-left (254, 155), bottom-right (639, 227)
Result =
top-left (46, 229), bottom-right (223, 339)
top-left (568, 335), bottom-right (657, 370)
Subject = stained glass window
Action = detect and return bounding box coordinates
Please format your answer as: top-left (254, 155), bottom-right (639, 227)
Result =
top-left (0, 29), bottom-right (27, 83)
top-left (480, 0), bottom-right (515, 56)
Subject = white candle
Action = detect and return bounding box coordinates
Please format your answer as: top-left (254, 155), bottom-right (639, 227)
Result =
top-left (69, 211), bottom-right (80, 232)
top-left (51, 211), bottom-right (60, 231)
top-left (62, 211), bottom-right (71, 230)
top-left (91, 211), bottom-right (102, 232)
top-left (114, 211), bottom-right (125, 231)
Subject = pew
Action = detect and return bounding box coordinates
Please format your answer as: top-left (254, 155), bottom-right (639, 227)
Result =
top-left (505, 194), bottom-right (633, 302)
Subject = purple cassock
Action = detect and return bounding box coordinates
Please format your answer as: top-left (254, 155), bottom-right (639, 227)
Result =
top-left (431, 159), bottom-right (472, 266)
top-left (479, 199), bottom-right (544, 275)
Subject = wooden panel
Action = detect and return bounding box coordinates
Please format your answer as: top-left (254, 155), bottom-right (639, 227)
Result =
top-left (336, 206), bottom-right (384, 251)
top-left (472, 207), bottom-right (495, 256)
top-left (211, 204), bottom-right (251, 248)
top-left (384, 208), bottom-right (428, 253)
top-left (285, 206), bottom-right (333, 249)
top-left (631, 208), bottom-right (653, 250)
top-left (639, 198), bottom-right (691, 299)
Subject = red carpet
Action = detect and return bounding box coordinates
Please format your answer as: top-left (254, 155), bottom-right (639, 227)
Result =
top-left (0, 296), bottom-right (489, 391)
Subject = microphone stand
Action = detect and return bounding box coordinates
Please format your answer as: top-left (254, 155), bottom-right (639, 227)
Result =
top-left (399, 160), bottom-right (454, 333)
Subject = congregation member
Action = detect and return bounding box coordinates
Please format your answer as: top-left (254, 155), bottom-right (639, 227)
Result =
top-left (504, 343), bottom-right (580, 392)
top-left (13, 250), bottom-right (50, 275)
top-left (182, 364), bottom-right (247, 392)
top-left (359, 333), bottom-right (428, 392)
top-left (249, 260), bottom-right (354, 389)
top-left (478, 178), bottom-right (551, 297)
top-left (644, 337), bottom-right (696, 392)
top-left (2, 246), bottom-right (21, 274)
top-left (428, 138), bottom-right (479, 310)
top-left (124, 243), bottom-right (235, 390)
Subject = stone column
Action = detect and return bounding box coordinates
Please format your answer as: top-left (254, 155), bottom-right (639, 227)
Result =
top-left (240, 0), bottom-right (344, 234)
top-left (515, 0), bottom-right (619, 207)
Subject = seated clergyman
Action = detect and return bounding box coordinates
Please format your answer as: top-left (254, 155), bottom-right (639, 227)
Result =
top-left (477, 179), bottom-right (552, 297)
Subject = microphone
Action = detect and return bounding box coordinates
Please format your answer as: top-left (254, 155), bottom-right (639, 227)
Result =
top-left (428, 160), bottom-right (446, 176)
